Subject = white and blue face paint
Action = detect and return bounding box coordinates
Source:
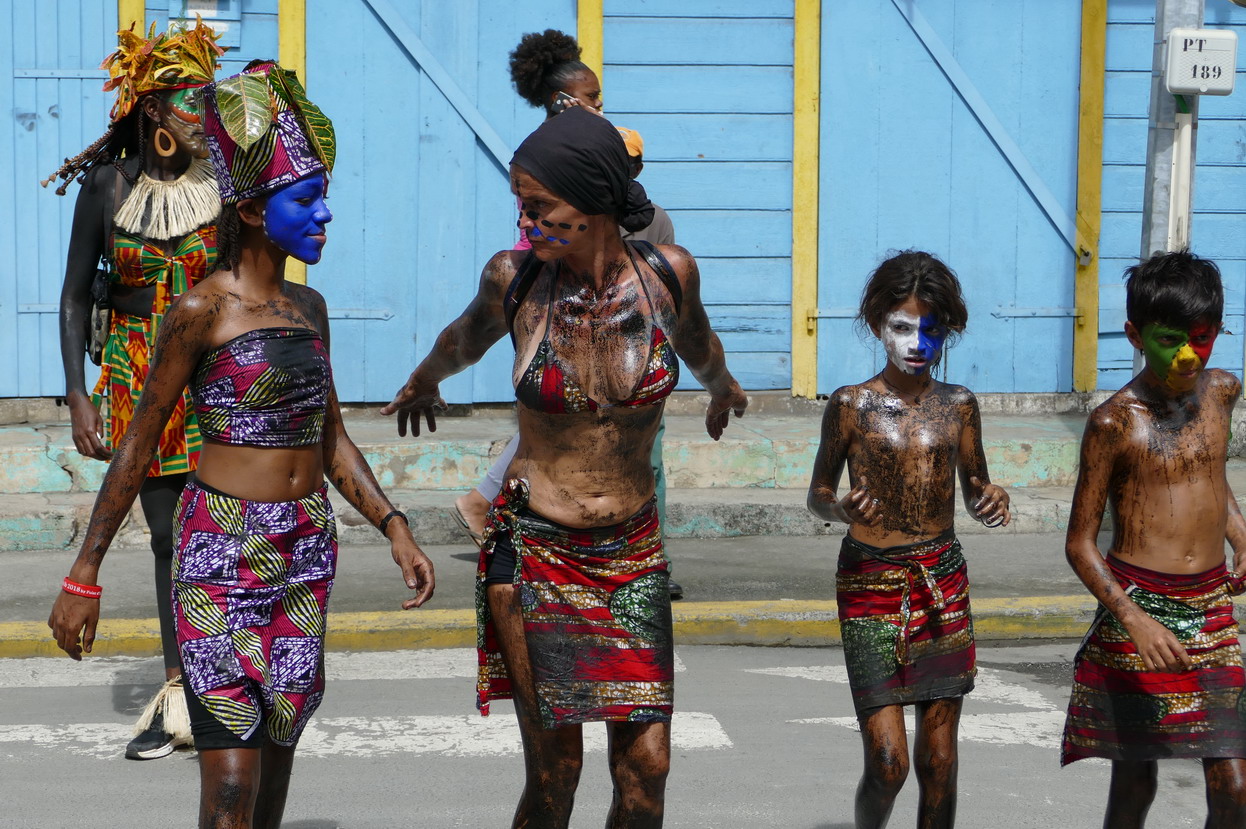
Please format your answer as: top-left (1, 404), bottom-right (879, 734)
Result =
top-left (881, 309), bottom-right (947, 375)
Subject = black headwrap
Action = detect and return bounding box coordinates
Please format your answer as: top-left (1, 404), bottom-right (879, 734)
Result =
top-left (510, 107), bottom-right (655, 232)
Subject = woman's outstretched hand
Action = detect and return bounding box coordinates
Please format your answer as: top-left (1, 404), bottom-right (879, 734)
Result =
top-left (381, 373), bottom-right (447, 437)
top-left (390, 534), bottom-right (436, 610)
top-left (705, 382), bottom-right (748, 440)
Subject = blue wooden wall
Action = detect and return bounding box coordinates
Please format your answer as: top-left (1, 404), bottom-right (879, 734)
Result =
top-left (1099, 0), bottom-right (1246, 389)
top-left (817, 0), bottom-right (1082, 395)
top-left (2, 1), bottom-right (117, 397)
top-left (306, 1), bottom-right (576, 404)
top-left (602, 0), bottom-right (795, 392)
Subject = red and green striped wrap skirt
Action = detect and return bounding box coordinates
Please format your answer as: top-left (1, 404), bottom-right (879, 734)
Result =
top-left (476, 478), bottom-right (674, 729)
top-left (836, 531), bottom-right (976, 713)
top-left (173, 479), bottom-right (337, 746)
top-left (1061, 557), bottom-right (1246, 765)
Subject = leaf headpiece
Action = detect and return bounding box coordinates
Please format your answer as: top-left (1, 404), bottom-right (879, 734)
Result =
top-left (102, 17), bottom-right (224, 122)
top-left (203, 61), bottom-right (335, 204)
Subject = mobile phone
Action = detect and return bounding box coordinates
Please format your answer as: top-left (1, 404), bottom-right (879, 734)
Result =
top-left (552, 91), bottom-right (576, 114)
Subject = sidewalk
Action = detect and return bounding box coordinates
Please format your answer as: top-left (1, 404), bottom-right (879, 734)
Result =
top-left (5, 394), bottom-right (1246, 657)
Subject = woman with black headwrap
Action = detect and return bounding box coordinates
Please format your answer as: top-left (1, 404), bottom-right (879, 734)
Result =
top-left (384, 107), bottom-right (747, 827)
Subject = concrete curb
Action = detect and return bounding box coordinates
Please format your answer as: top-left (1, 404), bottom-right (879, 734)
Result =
top-left (5, 596), bottom-right (1119, 659)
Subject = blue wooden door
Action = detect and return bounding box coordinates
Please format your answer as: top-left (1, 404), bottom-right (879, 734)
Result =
top-left (817, 0), bottom-right (1082, 394)
top-left (1, 1), bottom-right (117, 397)
top-left (602, 0), bottom-right (796, 391)
top-left (306, 1), bottom-right (575, 404)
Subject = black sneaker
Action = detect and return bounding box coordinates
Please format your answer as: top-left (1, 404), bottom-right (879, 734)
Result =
top-left (124, 711), bottom-right (182, 760)
top-left (668, 579), bottom-right (684, 601)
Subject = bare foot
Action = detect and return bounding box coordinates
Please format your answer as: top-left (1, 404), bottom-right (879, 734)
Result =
top-left (453, 490), bottom-right (490, 545)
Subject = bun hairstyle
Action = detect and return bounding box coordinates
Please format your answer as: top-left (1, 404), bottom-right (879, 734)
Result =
top-left (857, 250), bottom-right (969, 344)
top-left (509, 29), bottom-right (591, 113)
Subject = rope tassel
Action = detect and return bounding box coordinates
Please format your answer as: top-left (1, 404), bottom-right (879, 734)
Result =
top-left (132, 676), bottom-right (194, 744)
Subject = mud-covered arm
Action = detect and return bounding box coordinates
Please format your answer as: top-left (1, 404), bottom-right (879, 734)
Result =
top-left (48, 293), bottom-right (211, 658)
top-left (1220, 374), bottom-right (1246, 580)
top-left (956, 392), bottom-right (1009, 525)
top-left (662, 245), bottom-right (747, 439)
top-left (1065, 409), bottom-right (1191, 671)
top-left (58, 166), bottom-right (114, 459)
top-left (381, 251), bottom-right (515, 437)
top-left (808, 390), bottom-right (853, 523)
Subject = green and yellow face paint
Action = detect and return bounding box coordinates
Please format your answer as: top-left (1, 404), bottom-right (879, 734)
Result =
top-left (1139, 321), bottom-right (1218, 392)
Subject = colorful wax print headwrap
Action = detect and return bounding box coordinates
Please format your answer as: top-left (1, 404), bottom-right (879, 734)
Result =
top-left (102, 17), bottom-right (224, 123)
top-left (203, 61), bottom-right (335, 205)
top-left (511, 107), bottom-right (654, 232)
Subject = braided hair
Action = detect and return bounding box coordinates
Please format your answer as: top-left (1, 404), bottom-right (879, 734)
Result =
top-left (41, 110), bottom-right (142, 196)
top-left (508, 29), bottom-right (590, 115)
top-left (212, 204), bottom-right (243, 273)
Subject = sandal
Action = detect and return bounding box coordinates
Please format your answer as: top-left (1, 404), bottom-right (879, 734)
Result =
top-left (451, 503), bottom-right (485, 548)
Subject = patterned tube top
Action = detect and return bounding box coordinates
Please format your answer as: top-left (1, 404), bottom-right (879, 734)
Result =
top-left (190, 327), bottom-right (331, 448)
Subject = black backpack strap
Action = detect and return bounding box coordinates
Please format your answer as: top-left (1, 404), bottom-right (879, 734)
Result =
top-left (630, 240), bottom-right (682, 316)
top-left (504, 251), bottom-right (544, 345)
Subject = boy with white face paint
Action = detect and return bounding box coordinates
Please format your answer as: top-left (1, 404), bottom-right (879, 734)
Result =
top-left (807, 249), bottom-right (1009, 829)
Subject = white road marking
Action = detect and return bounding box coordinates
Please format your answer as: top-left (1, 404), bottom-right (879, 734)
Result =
top-left (0, 711), bottom-right (729, 760)
top-left (0, 649), bottom-right (686, 688)
top-left (791, 712), bottom-right (1067, 749)
top-left (746, 665), bottom-right (1058, 710)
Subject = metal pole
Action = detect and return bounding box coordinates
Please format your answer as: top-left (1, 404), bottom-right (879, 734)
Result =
top-left (1135, 0), bottom-right (1204, 371)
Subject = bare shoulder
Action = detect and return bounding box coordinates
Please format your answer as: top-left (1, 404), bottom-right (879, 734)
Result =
top-left (1086, 388), bottom-right (1135, 438)
top-left (654, 244), bottom-right (697, 285)
top-left (935, 382), bottom-right (977, 409)
top-left (1206, 368), bottom-right (1242, 405)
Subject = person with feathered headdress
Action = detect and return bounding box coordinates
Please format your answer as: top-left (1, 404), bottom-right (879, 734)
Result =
top-left (44, 17), bottom-right (223, 762)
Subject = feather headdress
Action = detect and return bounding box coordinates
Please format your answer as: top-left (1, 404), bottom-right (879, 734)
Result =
top-left (102, 17), bottom-right (225, 122)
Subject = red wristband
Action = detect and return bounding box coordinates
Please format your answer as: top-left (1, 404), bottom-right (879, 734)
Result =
top-left (62, 578), bottom-right (102, 599)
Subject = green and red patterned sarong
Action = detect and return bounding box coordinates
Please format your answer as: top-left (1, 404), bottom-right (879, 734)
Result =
top-left (836, 531), bottom-right (976, 713)
top-left (1062, 557), bottom-right (1246, 765)
top-left (173, 479), bottom-right (337, 745)
top-left (477, 478), bottom-right (674, 729)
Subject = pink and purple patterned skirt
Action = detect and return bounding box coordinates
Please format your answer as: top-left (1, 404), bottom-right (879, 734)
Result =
top-left (172, 479), bottom-right (337, 745)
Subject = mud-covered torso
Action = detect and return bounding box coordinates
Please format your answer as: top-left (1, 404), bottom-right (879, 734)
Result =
top-left (1103, 370), bottom-right (1236, 571)
top-left (507, 256), bottom-right (679, 528)
top-left (843, 381), bottom-right (971, 544)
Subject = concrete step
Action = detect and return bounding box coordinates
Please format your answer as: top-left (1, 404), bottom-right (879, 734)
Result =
top-left (13, 461), bottom-right (1246, 553)
top-left (0, 410), bottom-right (1094, 496)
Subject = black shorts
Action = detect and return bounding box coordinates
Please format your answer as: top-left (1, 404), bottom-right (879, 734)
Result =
top-left (483, 518), bottom-right (520, 585)
top-left (183, 681), bottom-right (266, 750)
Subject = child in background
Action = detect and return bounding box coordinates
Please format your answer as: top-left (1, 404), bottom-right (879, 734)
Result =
top-left (1061, 250), bottom-right (1246, 828)
top-left (808, 250), bottom-right (1010, 828)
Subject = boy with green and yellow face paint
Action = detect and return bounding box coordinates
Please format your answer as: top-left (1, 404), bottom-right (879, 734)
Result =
top-left (1060, 250), bottom-right (1246, 827)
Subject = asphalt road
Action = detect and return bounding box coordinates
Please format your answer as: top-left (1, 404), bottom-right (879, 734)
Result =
top-left (0, 642), bottom-right (1217, 828)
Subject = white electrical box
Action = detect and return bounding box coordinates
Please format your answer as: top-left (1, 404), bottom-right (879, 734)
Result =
top-left (1166, 28), bottom-right (1237, 96)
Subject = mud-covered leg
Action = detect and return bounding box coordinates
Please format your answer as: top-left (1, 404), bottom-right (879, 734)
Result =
top-left (855, 704), bottom-right (910, 829)
top-left (913, 697), bottom-right (962, 829)
top-left (252, 742), bottom-right (297, 829)
top-left (487, 584), bottom-right (584, 829)
top-left (1104, 760), bottom-right (1157, 829)
top-left (196, 747), bottom-right (261, 829)
top-left (1203, 757), bottom-right (1246, 829)
top-left (605, 720), bottom-right (670, 828)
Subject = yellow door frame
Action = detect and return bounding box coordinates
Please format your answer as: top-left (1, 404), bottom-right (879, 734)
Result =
top-left (279, 0), bottom-right (308, 285)
top-left (1074, 1), bottom-right (1106, 392)
top-left (792, 0), bottom-right (820, 398)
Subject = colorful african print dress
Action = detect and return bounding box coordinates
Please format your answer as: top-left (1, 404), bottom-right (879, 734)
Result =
top-left (91, 225), bottom-right (216, 477)
top-left (477, 478), bottom-right (674, 729)
top-left (1061, 557), bottom-right (1246, 764)
top-left (836, 531), bottom-right (976, 713)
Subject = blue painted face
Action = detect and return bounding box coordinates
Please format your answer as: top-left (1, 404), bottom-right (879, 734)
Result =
top-left (916, 313), bottom-right (948, 366)
top-left (263, 174), bottom-right (332, 264)
top-left (880, 305), bottom-right (948, 375)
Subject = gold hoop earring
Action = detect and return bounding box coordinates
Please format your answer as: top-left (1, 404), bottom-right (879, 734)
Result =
top-left (154, 126), bottom-right (177, 158)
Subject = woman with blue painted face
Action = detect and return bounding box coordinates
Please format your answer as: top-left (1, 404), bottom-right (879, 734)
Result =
top-left (384, 107), bottom-right (746, 828)
top-left (50, 61), bottom-right (434, 829)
